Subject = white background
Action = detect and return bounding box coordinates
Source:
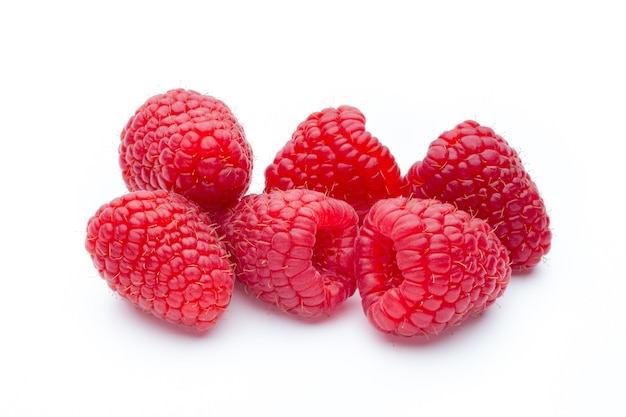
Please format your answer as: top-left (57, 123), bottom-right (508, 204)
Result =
top-left (1, 1), bottom-right (624, 416)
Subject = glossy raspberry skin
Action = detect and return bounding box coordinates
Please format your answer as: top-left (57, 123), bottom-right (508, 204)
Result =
top-left (85, 190), bottom-right (235, 331)
top-left (219, 188), bottom-right (359, 318)
top-left (264, 105), bottom-right (407, 222)
top-left (356, 198), bottom-right (511, 337)
top-left (406, 120), bottom-right (551, 270)
top-left (119, 88), bottom-right (253, 213)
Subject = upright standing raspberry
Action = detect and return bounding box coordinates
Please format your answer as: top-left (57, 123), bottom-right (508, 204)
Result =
top-left (85, 189), bottom-right (235, 331)
top-left (406, 120), bottom-right (551, 270)
top-left (264, 105), bottom-right (407, 222)
top-left (356, 197), bottom-right (511, 337)
top-left (119, 88), bottom-right (253, 214)
top-left (219, 188), bottom-right (359, 318)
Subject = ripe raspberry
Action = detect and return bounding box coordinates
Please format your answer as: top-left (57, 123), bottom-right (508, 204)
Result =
top-left (219, 188), bottom-right (359, 318)
top-left (85, 189), bottom-right (235, 331)
top-left (406, 120), bottom-right (551, 270)
top-left (264, 105), bottom-right (407, 222)
top-left (356, 197), bottom-right (511, 337)
top-left (119, 88), bottom-right (253, 214)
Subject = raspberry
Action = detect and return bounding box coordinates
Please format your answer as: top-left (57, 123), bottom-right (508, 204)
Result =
top-left (218, 188), bottom-right (359, 318)
top-left (264, 105), bottom-right (407, 222)
top-left (406, 120), bottom-right (551, 270)
top-left (85, 189), bottom-right (235, 331)
top-left (119, 88), bottom-right (253, 214)
top-left (355, 197), bottom-right (511, 337)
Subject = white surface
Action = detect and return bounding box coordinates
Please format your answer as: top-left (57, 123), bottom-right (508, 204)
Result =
top-left (1, 1), bottom-right (624, 416)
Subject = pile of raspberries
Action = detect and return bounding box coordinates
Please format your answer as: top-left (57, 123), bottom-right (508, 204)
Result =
top-left (85, 88), bottom-right (551, 338)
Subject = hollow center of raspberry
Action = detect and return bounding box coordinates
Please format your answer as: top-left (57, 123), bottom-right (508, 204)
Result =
top-left (311, 228), bottom-right (351, 277)
top-left (365, 229), bottom-right (405, 289)
top-left (312, 229), bottom-right (337, 271)
top-left (383, 244), bottom-right (404, 290)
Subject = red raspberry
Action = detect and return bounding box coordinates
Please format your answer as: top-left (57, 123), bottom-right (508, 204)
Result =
top-left (85, 189), bottom-right (235, 331)
top-left (356, 197), bottom-right (511, 337)
top-left (119, 88), bottom-right (253, 214)
top-left (264, 105), bottom-right (407, 222)
top-left (406, 120), bottom-right (551, 270)
top-left (219, 188), bottom-right (359, 318)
